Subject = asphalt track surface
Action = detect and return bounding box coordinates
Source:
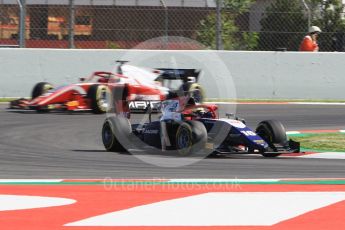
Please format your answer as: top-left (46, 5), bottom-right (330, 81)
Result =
top-left (1, 103), bottom-right (345, 179)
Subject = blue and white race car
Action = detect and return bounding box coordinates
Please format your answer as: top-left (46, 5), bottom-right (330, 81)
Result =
top-left (102, 98), bottom-right (300, 157)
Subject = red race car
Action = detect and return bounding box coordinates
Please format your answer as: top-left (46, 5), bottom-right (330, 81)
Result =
top-left (10, 72), bottom-right (115, 113)
top-left (9, 62), bottom-right (205, 114)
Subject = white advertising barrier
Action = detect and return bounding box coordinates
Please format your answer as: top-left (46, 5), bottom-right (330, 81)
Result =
top-left (0, 48), bottom-right (344, 99)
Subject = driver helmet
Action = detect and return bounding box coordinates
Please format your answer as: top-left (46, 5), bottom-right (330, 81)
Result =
top-left (309, 26), bottom-right (321, 34)
top-left (186, 97), bottom-right (196, 107)
top-left (98, 77), bottom-right (107, 83)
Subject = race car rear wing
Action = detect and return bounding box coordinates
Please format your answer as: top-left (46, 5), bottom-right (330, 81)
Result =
top-left (157, 69), bottom-right (201, 83)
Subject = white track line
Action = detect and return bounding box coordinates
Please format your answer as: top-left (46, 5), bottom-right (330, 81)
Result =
top-left (66, 192), bottom-right (345, 226)
top-left (290, 102), bottom-right (345, 105)
top-left (298, 152), bottom-right (345, 159)
top-left (0, 179), bottom-right (63, 183)
top-left (286, 131), bottom-right (301, 135)
top-left (205, 102), bottom-right (345, 105)
top-left (169, 179), bottom-right (280, 183)
top-left (0, 195), bottom-right (76, 211)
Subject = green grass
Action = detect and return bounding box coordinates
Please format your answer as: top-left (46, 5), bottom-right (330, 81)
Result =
top-left (0, 98), bottom-right (19, 102)
top-left (289, 133), bottom-right (345, 152)
top-left (206, 98), bottom-right (345, 103)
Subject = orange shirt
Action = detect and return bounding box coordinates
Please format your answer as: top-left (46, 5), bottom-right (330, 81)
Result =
top-left (299, 35), bottom-right (319, 52)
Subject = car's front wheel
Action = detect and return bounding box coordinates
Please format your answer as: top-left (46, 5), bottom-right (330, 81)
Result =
top-left (256, 120), bottom-right (288, 157)
top-left (31, 82), bottom-right (53, 99)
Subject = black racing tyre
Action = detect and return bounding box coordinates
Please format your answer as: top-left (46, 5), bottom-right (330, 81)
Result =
top-left (255, 120), bottom-right (288, 157)
top-left (87, 84), bottom-right (110, 114)
top-left (175, 120), bottom-right (207, 156)
top-left (31, 82), bottom-right (53, 99)
top-left (179, 83), bottom-right (205, 103)
top-left (102, 116), bottom-right (132, 152)
top-left (35, 106), bottom-right (50, 113)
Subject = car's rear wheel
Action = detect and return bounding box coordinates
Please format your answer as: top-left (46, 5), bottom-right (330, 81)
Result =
top-left (102, 116), bottom-right (131, 152)
top-left (88, 84), bottom-right (110, 114)
top-left (256, 120), bottom-right (288, 157)
top-left (175, 121), bottom-right (207, 156)
top-left (31, 82), bottom-right (53, 99)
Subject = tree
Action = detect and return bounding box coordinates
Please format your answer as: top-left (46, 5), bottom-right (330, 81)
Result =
top-left (196, 0), bottom-right (255, 50)
top-left (258, 0), bottom-right (308, 51)
top-left (309, 0), bottom-right (345, 51)
top-left (223, 0), bottom-right (254, 13)
top-left (196, 12), bottom-right (238, 50)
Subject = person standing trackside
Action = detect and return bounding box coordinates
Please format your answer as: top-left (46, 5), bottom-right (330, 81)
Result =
top-left (299, 26), bottom-right (322, 52)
